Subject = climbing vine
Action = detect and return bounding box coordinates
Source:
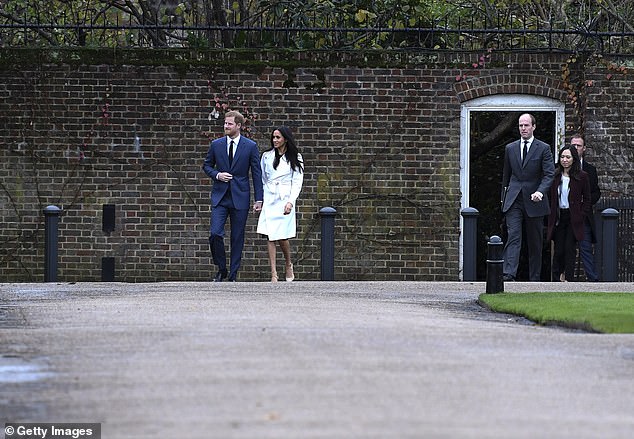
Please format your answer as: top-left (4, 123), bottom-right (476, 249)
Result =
top-left (455, 48), bottom-right (493, 82)
top-left (202, 79), bottom-right (258, 139)
top-left (561, 54), bottom-right (632, 134)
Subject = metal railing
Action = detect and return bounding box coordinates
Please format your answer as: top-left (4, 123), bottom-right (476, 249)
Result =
top-left (462, 204), bottom-right (630, 282)
top-left (1, 14), bottom-right (633, 54)
top-left (595, 198), bottom-right (634, 282)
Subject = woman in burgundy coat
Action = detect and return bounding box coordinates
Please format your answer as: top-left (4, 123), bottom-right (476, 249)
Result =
top-left (547, 145), bottom-right (591, 281)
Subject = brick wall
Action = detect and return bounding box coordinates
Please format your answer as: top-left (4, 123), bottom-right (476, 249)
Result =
top-left (584, 57), bottom-right (634, 195)
top-left (1, 50), bottom-right (632, 282)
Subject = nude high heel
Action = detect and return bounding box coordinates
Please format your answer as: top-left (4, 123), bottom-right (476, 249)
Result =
top-left (271, 271), bottom-right (278, 283)
top-left (285, 263), bottom-right (295, 282)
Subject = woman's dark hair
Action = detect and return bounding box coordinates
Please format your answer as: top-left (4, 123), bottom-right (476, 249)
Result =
top-left (269, 126), bottom-right (304, 172)
top-left (557, 145), bottom-right (582, 180)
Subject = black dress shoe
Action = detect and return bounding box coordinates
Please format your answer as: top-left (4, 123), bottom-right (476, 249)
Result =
top-left (502, 274), bottom-right (515, 281)
top-left (214, 270), bottom-right (227, 282)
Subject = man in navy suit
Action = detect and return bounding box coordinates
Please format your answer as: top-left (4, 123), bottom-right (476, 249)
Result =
top-left (203, 111), bottom-right (264, 282)
top-left (572, 134), bottom-right (601, 281)
top-left (501, 113), bottom-right (555, 281)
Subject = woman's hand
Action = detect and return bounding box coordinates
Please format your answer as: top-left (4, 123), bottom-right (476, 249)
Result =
top-left (283, 202), bottom-right (293, 215)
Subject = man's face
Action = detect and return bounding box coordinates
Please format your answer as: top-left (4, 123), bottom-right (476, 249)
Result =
top-left (571, 137), bottom-right (586, 158)
top-left (518, 115), bottom-right (535, 140)
top-left (224, 116), bottom-right (241, 138)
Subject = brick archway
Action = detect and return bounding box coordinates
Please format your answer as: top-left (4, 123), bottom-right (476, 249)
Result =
top-left (454, 74), bottom-right (567, 103)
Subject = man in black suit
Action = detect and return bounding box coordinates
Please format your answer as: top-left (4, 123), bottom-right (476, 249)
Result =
top-left (572, 134), bottom-right (601, 281)
top-left (501, 113), bottom-right (555, 281)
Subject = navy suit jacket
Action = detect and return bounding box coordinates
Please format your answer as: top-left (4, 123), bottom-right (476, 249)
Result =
top-left (581, 160), bottom-right (601, 205)
top-left (501, 138), bottom-right (555, 217)
top-left (203, 136), bottom-right (264, 210)
top-left (581, 159), bottom-right (601, 242)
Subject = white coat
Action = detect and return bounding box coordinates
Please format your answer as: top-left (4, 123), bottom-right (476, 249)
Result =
top-left (256, 150), bottom-right (304, 241)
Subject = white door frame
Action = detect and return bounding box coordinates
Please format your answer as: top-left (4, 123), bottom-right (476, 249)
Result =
top-left (459, 94), bottom-right (565, 280)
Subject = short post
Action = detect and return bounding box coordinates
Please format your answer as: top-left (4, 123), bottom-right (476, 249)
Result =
top-left (319, 207), bottom-right (337, 281)
top-left (43, 205), bottom-right (62, 282)
top-left (460, 207), bottom-right (479, 281)
top-left (486, 235), bottom-right (504, 294)
top-left (601, 208), bottom-right (619, 282)
top-left (102, 257), bottom-right (115, 282)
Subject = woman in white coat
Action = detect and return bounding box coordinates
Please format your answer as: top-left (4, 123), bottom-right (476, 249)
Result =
top-left (257, 126), bottom-right (304, 282)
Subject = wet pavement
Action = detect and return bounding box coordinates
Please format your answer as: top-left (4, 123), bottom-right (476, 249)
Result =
top-left (1, 281), bottom-right (633, 438)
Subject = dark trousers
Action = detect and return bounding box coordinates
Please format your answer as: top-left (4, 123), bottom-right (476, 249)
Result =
top-left (578, 219), bottom-right (599, 281)
top-left (503, 196), bottom-right (545, 281)
top-left (209, 192), bottom-right (249, 279)
top-left (552, 209), bottom-right (577, 281)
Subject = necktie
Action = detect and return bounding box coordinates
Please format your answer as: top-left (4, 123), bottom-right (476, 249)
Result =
top-left (522, 140), bottom-right (528, 164)
top-left (229, 140), bottom-right (234, 164)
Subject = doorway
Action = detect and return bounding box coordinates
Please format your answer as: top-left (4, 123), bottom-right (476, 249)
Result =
top-left (459, 95), bottom-right (565, 280)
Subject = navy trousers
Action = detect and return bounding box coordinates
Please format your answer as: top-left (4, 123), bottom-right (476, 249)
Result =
top-left (578, 219), bottom-right (599, 281)
top-left (209, 192), bottom-right (249, 280)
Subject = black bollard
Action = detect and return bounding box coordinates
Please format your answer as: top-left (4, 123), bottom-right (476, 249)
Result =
top-left (43, 205), bottom-right (62, 282)
top-left (460, 207), bottom-right (479, 281)
top-left (486, 235), bottom-right (504, 294)
top-left (102, 257), bottom-right (116, 282)
top-left (601, 208), bottom-right (619, 282)
top-left (319, 207), bottom-right (337, 281)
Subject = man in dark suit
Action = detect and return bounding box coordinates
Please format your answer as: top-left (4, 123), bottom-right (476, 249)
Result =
top-left (203, 110), bottom-right (264, 282)
top-left (572, 134), bottom-right (601, 281)
top-left (501, 113), bottom-right (555, 281)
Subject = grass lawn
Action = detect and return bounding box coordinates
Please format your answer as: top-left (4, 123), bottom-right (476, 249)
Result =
top-left (478, 292), bottom-right (634, 334)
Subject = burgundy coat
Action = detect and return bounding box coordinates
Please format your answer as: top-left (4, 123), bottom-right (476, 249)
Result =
top-left (547, 170), bottom-right (591, 242)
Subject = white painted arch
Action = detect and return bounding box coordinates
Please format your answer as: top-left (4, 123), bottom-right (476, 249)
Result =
top-left (458, 94), bottom-right (565, 280)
